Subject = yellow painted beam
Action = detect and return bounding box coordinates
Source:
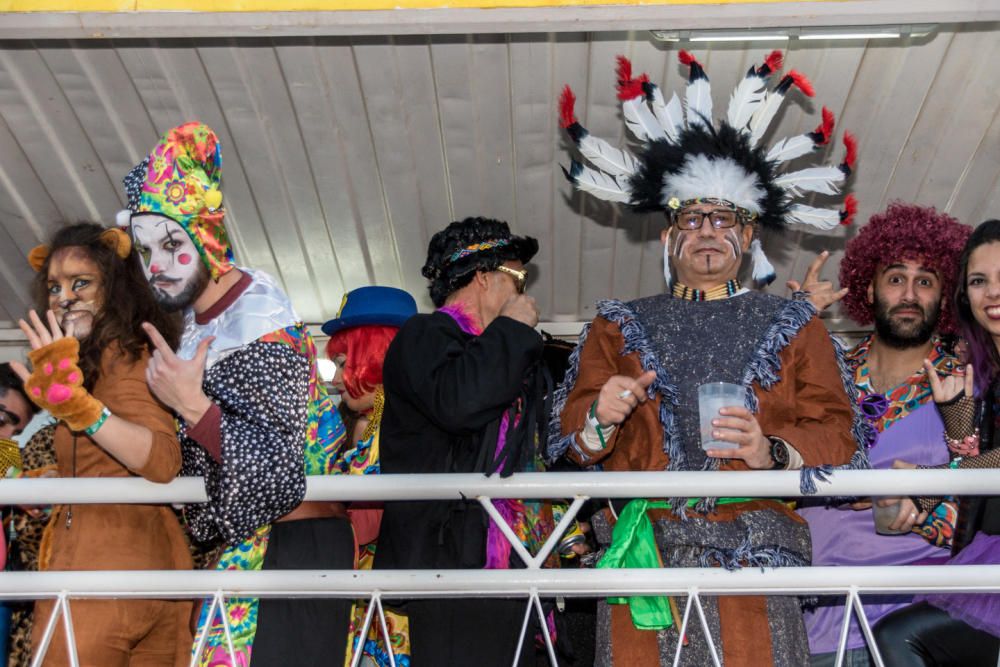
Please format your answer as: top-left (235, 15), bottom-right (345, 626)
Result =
top-left (2, 0), bottom-right (833, 13)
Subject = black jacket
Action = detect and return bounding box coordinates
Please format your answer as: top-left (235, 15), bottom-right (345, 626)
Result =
top-left (374, 311), bottom-right (544, 570)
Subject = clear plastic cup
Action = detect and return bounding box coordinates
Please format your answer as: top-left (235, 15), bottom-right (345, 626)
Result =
top-left (698, 382), bottom-right (744, 451)
top-left (872, 499), bottom-right (908, 535)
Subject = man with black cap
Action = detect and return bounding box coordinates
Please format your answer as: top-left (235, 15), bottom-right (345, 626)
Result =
top-left (375, 216), bottom-right (542, 666)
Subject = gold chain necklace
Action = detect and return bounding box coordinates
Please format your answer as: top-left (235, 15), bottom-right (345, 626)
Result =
top-left (360, 386), bottom-right (384, 442)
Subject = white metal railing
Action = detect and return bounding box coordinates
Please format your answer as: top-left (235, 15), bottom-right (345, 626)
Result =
top-left (3, 469), bottom-right (999, 667)
top-left (2, 468), bottom-right (998, 504)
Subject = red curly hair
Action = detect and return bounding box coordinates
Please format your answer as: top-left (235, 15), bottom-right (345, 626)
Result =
top-left (839, 202), bottom-right (972, 334)
top-left (325, 325), bottom-right (399, 399)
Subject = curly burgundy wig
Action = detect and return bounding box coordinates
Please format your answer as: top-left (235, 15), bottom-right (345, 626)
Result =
top-left (839, 202), bottom-right (972, 334)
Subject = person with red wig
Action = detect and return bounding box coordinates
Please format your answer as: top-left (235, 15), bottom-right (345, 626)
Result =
top-left (793, 202), bottom-right (971, 666)
top-left (872, 219), bottom-right (1000, 666)
top-left (322, 285), bottom-right (417, 667)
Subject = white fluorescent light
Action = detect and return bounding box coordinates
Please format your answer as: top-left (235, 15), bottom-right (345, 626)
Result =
top-left (650, 23), bottom-right (935, 44)
top-left (799, 31), bottom-right (901, 41)
top-left (690, 34), bottom-right (789, 42)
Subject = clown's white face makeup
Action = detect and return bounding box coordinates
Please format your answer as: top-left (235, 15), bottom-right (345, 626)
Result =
top-left (662, 208), bottom-right (753, 290)
top-left (131, 213), bottom-right (209, 311)
top-left (47, 247), bottom-right (103, 341)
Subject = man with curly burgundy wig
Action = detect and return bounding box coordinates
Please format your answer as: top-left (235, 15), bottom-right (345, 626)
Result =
top-left (797, 201), bottom-right (972, 666)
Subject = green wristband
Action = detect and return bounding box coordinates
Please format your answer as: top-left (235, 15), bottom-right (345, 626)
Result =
top-left (589, 400), bottom-right (608, 450)
top-left (84, 407), bottom-right (111, 436)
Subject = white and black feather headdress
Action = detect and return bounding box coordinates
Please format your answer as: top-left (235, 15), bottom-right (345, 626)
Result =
top-left (560, 51), bottom-right (857, 286)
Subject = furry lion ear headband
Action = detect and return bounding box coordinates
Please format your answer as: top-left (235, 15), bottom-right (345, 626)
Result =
top-left (27, 228), bottom-right (132, 273)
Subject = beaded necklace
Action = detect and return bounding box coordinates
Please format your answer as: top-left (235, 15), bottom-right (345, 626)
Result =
top-left (671, 279), bottom-right (741, 301)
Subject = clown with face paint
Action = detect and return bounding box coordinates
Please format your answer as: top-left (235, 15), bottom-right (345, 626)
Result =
top-left (121, 122), bottom-right (353, 667)
top-left (131, 214), bottom-right (209, 312)
top-left (550, 52), bottom-right (874, 666)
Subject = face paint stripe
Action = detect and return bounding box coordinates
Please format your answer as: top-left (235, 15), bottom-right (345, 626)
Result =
top-left (674, 233), bottom-right (688, 258)
top-left (723, 228), bottom-right (742, 259)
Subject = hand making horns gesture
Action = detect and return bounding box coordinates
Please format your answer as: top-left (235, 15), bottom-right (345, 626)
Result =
top-left (787, 251), bottom-right (849, 311)
top-left (923, 359), bottom-right (974, 404)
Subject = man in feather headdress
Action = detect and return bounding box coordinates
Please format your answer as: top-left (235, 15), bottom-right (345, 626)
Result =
top-left (549, 51), bottom-right (873, 666)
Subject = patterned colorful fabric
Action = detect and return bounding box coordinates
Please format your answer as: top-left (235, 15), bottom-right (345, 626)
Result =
top-left (194, 525), bottom-right (271, 667)
top-left (345, 600), bottom-right (411, 667)
top-left (447, 238), bottom-right (510, 263)
top-left (340, 429), bottom-right (380, 476)
top-left (344, 538), bottom-right (412, 667)
top-left (191, 324), bottom-right (347, 664)
top-left (515, 454), bottom-right (562, 570)
top-left (261, 324), bottom-right (347, 476)
top-left (846, 335), bottom-right (961, 434)
top-left (138, 122), bottom-right (235, 280)
top-left (338, 388), bottom-right (382, 476)
top-left (847, 334), bottom-right (961, 547)
top-left (915, 499), bottom-right (959, 547)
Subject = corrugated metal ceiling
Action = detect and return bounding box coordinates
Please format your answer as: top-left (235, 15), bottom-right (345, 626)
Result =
top-left (1, 23), bottom-right (999, 337)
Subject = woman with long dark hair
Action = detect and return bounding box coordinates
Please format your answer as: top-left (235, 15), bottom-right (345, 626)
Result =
top-left (12, 222), bottom-right (192, 666)
top-left (874, 219), bottom-right (1000, 665)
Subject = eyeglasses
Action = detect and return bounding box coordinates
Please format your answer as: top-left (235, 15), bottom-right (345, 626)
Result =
top-left (672, 207), bottom-right (742, 231)
top-left (496, 266), bottom-right (528, 294)
top-left (0, 407), bottom-right (21, 430)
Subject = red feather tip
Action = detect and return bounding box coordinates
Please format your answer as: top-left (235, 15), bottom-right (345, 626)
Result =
top-left (559, 85), bottom-right (577, 129)
top-left (842, 131), bottom-right (858, 168)
top-left (614, 56), bottom-right (650, 100)
top-left (787, 70), bottom-right (815, 97)
top-left (678, 50), bottom-right (698, 67)
top-left (615, 55), bottom-right (632, 84)
top-left (811, 106), bottom-right (835, 145)
top-left (763, 50), bottom-right (784, 73)
top-left (840, 194), bottom-right (858, 225)
top-left (617, 75), bottom-right (649, 101)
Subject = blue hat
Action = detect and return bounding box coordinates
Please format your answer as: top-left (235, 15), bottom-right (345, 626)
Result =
top-left (321, 286), bottom-right (418, 336)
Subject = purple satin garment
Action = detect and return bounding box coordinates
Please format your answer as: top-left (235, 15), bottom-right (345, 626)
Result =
top-left (797, 401), bottom-right (951, 654)
top-left (915, 532), bottom-right (1000, 637)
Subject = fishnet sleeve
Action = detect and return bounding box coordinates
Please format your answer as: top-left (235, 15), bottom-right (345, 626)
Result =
top-left (913, 447), bottom-right (1000, 512)
top-left (936, 392), bottom-right (978, 441)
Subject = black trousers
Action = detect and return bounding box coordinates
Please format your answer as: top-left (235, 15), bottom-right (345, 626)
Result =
top-left (874, 602), bottom-right (1000, 667)
top-left (406, 598), bottom-right (535, 667)
top-left (250, 517), bottom-right (355, 667)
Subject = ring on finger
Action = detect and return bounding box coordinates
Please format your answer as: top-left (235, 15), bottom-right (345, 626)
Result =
top-left (617, 389), bottom-right (633, 400)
